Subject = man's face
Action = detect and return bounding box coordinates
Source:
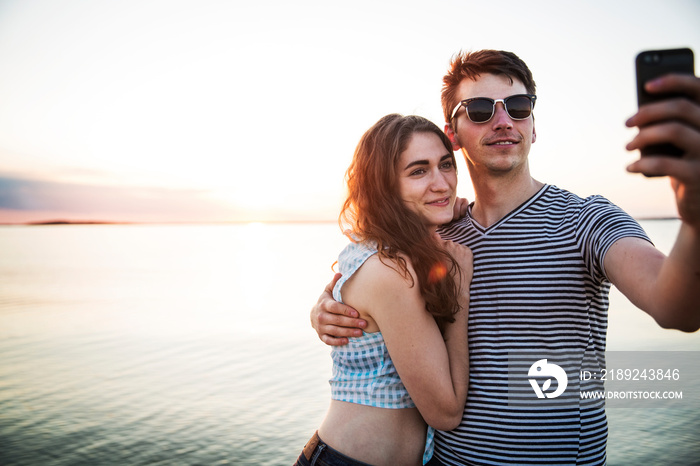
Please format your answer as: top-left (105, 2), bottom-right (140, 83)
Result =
top-left (447, 73), bottom-right (536, 176)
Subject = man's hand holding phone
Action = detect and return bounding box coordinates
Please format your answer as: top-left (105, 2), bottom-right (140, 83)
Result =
top-left (626, 48), bottom-right (700, 230)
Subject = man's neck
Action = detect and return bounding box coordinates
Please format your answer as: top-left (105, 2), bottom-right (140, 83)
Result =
top-left (469, 168), bottom-right (544, 228)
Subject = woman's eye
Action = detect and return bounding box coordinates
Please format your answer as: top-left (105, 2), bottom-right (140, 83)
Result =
top-left (410, 168), bottom-right (426, 176)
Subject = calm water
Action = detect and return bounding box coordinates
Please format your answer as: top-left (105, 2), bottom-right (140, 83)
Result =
top-left (0, 221), bottom-right (698, 465)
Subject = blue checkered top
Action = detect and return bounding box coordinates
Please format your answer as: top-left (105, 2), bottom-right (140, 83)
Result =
top-left (328, 240), bottom-right (435, 463)
top-left (329, 241), bottom-right (415, 409)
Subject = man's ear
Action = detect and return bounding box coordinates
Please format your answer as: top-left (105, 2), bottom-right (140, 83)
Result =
top-left (531, 119), bottom-right (537, 144)
top-left (444, 123), bottom-right (461, 151)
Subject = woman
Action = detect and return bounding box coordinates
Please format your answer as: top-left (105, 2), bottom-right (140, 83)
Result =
top-left (294, 114), bottom-right (472, 466)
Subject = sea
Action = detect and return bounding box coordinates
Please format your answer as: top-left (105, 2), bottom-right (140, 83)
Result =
top-left (0, 220), bottom-right (698, 466)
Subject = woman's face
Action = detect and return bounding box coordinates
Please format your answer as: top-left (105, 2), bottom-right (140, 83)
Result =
top-left (397, 132), bottom-right (458, 230)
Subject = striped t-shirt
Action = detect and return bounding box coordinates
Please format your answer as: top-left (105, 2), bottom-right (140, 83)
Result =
top-left (435, 184), bottom-right (650, 466)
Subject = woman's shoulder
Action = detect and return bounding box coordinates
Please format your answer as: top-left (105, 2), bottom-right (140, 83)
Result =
top-left (342, 251), bottom-right (421, 330)
top-left (345, 251), bottom-right (417, 296)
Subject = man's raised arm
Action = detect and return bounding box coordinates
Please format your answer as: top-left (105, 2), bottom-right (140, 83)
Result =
top-left (612, 73), bottom-right (700, 331)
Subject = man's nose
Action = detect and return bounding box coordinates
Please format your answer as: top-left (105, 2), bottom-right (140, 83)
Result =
top-left (491, 102), bottom-right (513, 129)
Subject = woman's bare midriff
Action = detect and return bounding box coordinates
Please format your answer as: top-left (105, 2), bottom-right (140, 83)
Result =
top-left (318, 399), bottom-right (427, 466)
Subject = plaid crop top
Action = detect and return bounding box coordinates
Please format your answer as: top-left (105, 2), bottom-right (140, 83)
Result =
top-left (329, 241), bottom-right (415, 409)
top-left (328, 240), bottom-right (435, 464)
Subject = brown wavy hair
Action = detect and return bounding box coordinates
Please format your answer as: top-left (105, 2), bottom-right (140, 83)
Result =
top-left (441, 49), bottom-right (537, 125)
top-left (339, 114), bottom-right (463, 332)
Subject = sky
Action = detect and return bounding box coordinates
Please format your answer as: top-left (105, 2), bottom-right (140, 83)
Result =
top-left (0, 0), bottom-right (699, 223)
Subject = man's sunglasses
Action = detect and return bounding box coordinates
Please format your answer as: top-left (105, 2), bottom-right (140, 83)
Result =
top-left (450, 94), bottom-right (537, 123)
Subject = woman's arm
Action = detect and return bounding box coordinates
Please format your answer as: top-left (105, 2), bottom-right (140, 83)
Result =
top-left (341, 245), bottom-right (472, 431)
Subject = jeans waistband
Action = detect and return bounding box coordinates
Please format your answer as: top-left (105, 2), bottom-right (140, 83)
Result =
top-left (302, 431), bottom-right (373, 466)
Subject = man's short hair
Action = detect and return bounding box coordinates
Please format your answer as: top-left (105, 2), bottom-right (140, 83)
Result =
top-left (441, 50), bottom-right (537, 125)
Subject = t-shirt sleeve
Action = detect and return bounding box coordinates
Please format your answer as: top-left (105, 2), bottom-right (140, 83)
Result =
top-left (576, 195), bottom-right (652, 283)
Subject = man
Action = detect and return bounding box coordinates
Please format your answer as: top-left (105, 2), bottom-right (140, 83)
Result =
top-left (311, 50), bottom-right (700, 465)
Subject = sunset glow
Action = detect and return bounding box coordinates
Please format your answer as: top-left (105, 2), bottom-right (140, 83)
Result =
top-left (1, 0), bottom-right (699, 223)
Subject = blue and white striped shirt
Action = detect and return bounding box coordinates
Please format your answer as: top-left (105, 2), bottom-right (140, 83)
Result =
top-left (436, 184), bottom-right (651, 466)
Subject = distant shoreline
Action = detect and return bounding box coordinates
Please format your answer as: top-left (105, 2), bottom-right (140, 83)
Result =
top-left (0, 219), bottom-right (340, 226)
top-left (0, 218), bottom-right (681, 226)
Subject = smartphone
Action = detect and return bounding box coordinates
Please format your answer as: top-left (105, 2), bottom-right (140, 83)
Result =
top-left (635, 48), bottom-right (695, 158)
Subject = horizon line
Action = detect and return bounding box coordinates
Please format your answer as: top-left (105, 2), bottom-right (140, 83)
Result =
top-left (0, 219), bottom-right (340, 226)
top-left (0, 216), bottom-right (682, 226)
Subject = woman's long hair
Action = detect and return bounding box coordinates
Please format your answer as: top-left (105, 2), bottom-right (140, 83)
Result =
top-left (339, 114), bottom-right (463, 332)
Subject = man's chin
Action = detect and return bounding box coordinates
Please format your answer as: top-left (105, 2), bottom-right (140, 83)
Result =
top-left (485, 158), bottom-right (522, 174)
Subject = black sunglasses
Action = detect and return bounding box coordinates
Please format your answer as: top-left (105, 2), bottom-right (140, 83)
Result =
top-left (450, 94), bottom-right (537, 123)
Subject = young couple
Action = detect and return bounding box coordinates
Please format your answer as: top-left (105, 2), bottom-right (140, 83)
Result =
top-left (296, 50), bottom-right (700, 466)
